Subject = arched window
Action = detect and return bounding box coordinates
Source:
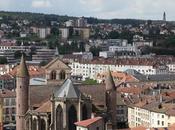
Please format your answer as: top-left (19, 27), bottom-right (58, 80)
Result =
top-left (68, 105), bottom-right (77, 130)
top-left (82, 104), bottom-right (88, 120)
top-left (50, 70), bottom-right (56, 80)
top-left (60, 70), bottom-right (66, 80)
top-left (40, 119), bottom-right (46, 130)
top-left (32, 118), bottom-right (37, 130)
top-left (56, 105), bottom-right (63, 130)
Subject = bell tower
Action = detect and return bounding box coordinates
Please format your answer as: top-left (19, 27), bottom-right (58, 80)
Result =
top-left (16, 54), bottom-right (29, 130)
top-left (105, 70), bottom-right (117, 129)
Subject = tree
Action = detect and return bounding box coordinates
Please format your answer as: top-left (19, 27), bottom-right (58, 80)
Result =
top-left (108, 31), bottom-right (119, 39)
top-left (0, 57), bottom-right (7, 64)
top-left (90, 46), bottom-right (102, 56)
top-left (14, 51), bottom-right (23, 59)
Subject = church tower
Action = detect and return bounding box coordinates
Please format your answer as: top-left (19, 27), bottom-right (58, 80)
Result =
top-left (105, 70), bottom-right (117, 129)
top-left (163, 12), bottom-right (166, 21)
top-left (16, 55), bottom-right (29, 130)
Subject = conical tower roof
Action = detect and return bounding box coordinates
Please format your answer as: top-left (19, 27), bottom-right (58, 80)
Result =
top-left (105, 69), bottom-right (115, 91)
top-left (16, 54), bottom-right (29, 77)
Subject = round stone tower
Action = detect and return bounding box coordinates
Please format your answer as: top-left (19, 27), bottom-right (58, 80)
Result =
top-left (16, 54), bottom-right (29, 130)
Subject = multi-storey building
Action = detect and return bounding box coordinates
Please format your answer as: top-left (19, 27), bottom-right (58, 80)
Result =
top-left (128, 103), bottom-right (175, 128)
top-left (0, 90), bottom-right (16, 130)
top-left (32, 48), bottom-right (56, 62)
top-left (70, 58), bottom-right (169, 80)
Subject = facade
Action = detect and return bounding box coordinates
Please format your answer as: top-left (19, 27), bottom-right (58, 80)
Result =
top-left (128, 105), bottom-right (175, 128)
top-left (1, 90), bottom-right (16, 130)
top-left (25, 78), bottom-right (92, 130)
top-left (44, 58), bottom-right (71, 84)
top-left (59, 28), bottom-right (70, 39)
top-left (59, 27), bottom-right (90, 40)
top-left (32, 48), bottom-right (56, 62)
top-left (167, 63), bottom-right (175, 73)
top-left (76, 17), bottom-right (87, 27)
top-left (109, 46), bottom-right (138, 53)
top-left (99, 51), bottom-right (115, 58)
top-left (31, 27), bottom-right (51, 39)
top-left (72, 52), bottom-right (93, 60)
top-left (38, 27), bottom-right (51, 39)
top-left (70, 60), bottom-right (169, 80)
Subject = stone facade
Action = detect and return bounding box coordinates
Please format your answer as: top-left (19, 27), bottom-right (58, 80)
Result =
top-left (44, 58), bottom-right (71, 84)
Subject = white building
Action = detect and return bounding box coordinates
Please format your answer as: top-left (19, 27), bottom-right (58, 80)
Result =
top-left (65, 20), bottom-right (74, 27)
top-left (99, 51), bottom-right (115, 58)
top-left (109, 45), bottom-right (137, 52)
top-left (167, 63), bottom-right (175, 73)
top-left (76, 17), bottom-right (87, 27)
top-left (59, 28), bottom-right (70, 39)
top-left (128, 104), bottom-right (175, 128)
top-left (73, 52), bottom-right (93, 60)
top-left (69, 60), bottom-right (169, 80)
top-left (38, 27), bottom-right (51, 39)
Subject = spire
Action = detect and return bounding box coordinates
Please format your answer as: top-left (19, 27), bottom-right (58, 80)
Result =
top-left (163, 11), bottom-right (166, 21)
top-left (17, 54), bottom-right (29, 77)
top-left (105, 69), bottom-right (115, 91)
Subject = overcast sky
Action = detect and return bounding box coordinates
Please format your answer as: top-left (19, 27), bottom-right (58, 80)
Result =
top-left (0, 0), bottom-right (174, 20)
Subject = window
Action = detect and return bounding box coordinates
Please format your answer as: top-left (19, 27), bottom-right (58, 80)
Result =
top-left (162, 121), bottom-right (164, 126)
top-left (162, 115), bottom-right (164, 118)
top-left (50, 70), bottom-right (56, 80)
top-left (158, 120), bottom-right (160, 125)
top-left (60, 70), bottom-right (66, 80)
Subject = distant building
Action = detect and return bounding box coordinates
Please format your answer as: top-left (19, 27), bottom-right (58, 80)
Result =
top-left (65, 20), bottom-right (74, 27)
top-left (59, 28), bottom-right (70, 40)
top-left (1, 90), bottom-right (16, 130)
top-left (99, 51), bottom-right (115, 58)
top-left (109, 45), bottom-right (138, 53)
top-left (38, 27), bottom-right (51, 39)
top-left (163, 12), bottom-right (166, 21)
top-left (30, 27), bottom-right (51, 39)
top-left (76, 17), bottom-right (87, 27)
top-left (70, 58), bottom-right (169, 80)
top-left (32, 48), bottom-right (56, 62)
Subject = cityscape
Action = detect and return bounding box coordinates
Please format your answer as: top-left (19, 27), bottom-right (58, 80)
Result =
top-left (1, 1), bottom-right (175, 130)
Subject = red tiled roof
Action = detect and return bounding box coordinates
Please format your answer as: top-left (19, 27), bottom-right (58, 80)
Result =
top-left (9, 65), bottom-right (45, 78)
top-left (0, 74), bottom-right (13, 80)
top-left (74, 117), bottom-right (102, 127)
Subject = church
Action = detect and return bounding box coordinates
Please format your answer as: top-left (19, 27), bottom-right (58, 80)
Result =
top-left (15, 55), bottom-right (118, 130)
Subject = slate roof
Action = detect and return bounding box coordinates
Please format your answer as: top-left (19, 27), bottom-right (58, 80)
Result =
top-left (16, 54), bottom-right (29, 77)
top-left (125, 69), bottom-right (147, 81)
top-left (125, 69), bottom-right (175, 82)
top-left (54, 79), bottom-right (81, 99)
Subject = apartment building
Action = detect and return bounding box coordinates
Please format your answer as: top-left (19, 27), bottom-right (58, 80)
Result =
top-left (128, 103), bottom-right (175, 128)
top-left (69, 58), bottom-right (169, 80)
